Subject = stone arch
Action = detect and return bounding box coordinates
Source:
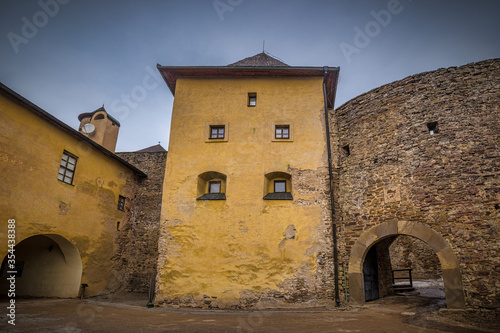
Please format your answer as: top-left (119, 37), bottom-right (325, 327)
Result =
top-left (0, 234), bottom-right (82, 298)
top-left (347, 221), bottom-right (465, 309)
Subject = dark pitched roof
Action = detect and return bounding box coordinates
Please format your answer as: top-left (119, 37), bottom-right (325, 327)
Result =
top-left (157, 52), bottom-right (340, 108)
top-left (135, 144), bottom-right (167, 153)
top-left (227, 52), bottom-right (289, 67)
top-left (0, 83), bottom-right (146, 177)
top-left (78, 106), bottom-right (121, 126)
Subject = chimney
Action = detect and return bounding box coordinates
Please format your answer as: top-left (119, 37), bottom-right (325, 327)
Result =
top-left (78, 106), bottom-right (120, 152)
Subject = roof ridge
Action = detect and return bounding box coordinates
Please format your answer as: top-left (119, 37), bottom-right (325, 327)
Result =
top-left (227, 52), bottom-right (289, 67)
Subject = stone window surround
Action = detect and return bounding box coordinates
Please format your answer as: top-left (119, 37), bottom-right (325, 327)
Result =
top-left (205, 122), bottom-right (229, 143)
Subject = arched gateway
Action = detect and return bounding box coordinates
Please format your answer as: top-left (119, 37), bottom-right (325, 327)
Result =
top-left (347, 221), bottom-right (465, 309)
top-left (1, 234), bottom-right (82, 298)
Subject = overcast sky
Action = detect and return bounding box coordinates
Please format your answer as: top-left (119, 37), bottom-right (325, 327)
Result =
top-left (1, 0), bottom-right (499, 152)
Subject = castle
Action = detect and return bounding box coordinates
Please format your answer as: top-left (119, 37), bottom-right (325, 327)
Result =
top-left (0, 54), bottom-right (498, 310)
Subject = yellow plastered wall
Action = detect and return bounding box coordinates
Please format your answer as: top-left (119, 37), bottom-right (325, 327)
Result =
top-left (158, 76), bottom-right (329, 303)
top-left (0, 92), bottom-right (134, 297)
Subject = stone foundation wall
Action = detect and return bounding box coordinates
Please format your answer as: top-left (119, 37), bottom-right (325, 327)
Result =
top-left (114, 150), bottom-right (167, 292)
top-left (333, 59), bottom-right (500, 308)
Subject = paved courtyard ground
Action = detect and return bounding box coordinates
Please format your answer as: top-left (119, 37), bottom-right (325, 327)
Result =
top-left (1, 292), bottom-right (498, 332)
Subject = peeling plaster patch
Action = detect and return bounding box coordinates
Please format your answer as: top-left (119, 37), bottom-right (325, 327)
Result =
top-left (285, 225), bottom-right (297, 240)
top-left (59, 201), bottom-right (69, 215)
top-left (279, 225), bottom-right (297, 248)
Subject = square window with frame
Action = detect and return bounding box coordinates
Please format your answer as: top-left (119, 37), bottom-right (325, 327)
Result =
top-left (274, 180), bottom-right (287, 193)
top-left (58, 151), bottom-right (78, 185)
top-left (117, 195), bottom-right (126, 211)
top-left (275, 125), bottom-right (290, 139)
top-left (248, 93), bottom-right (257, 107)
top-left (210, 125), bottom-right (225, 139)
top-left (209, 181), bottom-right (221, 194)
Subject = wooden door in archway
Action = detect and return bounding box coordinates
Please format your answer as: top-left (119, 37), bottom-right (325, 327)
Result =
top-left (363, 246), bottom-right (379, 301)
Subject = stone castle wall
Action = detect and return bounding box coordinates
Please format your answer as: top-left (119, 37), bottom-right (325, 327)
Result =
top-left (332, 59), bottom-right (499, 308)
top-left (114, 150), bottom-right (167, 292)
top-left (390, 236), bottom-right (442, 279)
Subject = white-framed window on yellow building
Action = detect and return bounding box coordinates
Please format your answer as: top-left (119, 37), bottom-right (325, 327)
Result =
top-left (210, 125), bottom-right (225, 139)
top-left (205, 123), bottom-right (229, 142)
top-left (271, 122), bottom-right (293, 142)
top-left (58, 151), bottom-right (78, 185)
top-left (275, 125), bottom-right (289, 139)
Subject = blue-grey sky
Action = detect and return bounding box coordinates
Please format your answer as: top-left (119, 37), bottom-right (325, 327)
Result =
top-left (1, 0), bottom-right (499, 152)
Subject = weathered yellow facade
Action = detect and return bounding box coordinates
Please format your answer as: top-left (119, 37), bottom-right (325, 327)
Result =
top-left (0, 85), bottom-right (144, 297)
top-left (156, 57), bottom-right (340, 307)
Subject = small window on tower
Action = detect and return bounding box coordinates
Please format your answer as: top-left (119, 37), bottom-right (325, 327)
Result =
top-left (118, 195), bottom-right (126, 211)
top-left (209, 181), bottom-right (222, 194)
top-left (342, 145), bottom-right (351, 157)
top-left (210, 125), bottom-right (225, 139)
top-left (274, 180), bottom-right (287, 193)
top-left (427, 122), bottom-right (438, 135)
top-left (248, 93), bottom-right (257, 107)
top-left (275, 125), bottom-right (290, 139)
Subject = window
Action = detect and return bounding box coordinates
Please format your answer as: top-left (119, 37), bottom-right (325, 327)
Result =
top-left (271, 123), bottom-right (293, 142)
top-left (197, 171), bottom-right (227, 200)
top-left (210, 125), bottom-right (225, 139)
top-left (248, 93), bottom-right (257, 107)
top-left (263, 172), bottom-right (293, 200)
top-left (58, 151), bottom-right (78, 185)
top-left (206, 123), bottom-right (229, 142)
top-left (274, 180), bottom-right (287, 193)
top-left (275, 125), bottom-right (290, 139)
top-left (427, 122), bottom-right (438, 135)
top-left (209, 181), bottom-right (221, 194)
top-left (118, 195), bottom-right (126, 211)
top-left (342, 145), bottom-right (351, 157)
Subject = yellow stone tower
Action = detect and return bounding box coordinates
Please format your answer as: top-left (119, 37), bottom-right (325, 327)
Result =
top-left (155, 53), bottom-right (340, 308)
top-left (78, 106), bottom-right (120, 152)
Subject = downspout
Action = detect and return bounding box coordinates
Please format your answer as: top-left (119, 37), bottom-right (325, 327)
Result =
top-left (323, 67), bottom-right (340, 306)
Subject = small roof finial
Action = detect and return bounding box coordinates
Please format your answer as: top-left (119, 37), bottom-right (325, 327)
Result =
top-left (263, 40), bottom-right (265, 53)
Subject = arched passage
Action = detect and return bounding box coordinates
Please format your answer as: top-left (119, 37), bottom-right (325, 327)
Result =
top-left (347, 221), bottom-right (465, 309)
top-left (0, 234), bottom-right (82, 298)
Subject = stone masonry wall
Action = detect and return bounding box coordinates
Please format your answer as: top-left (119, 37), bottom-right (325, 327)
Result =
top-left (390, 236), bottom-right (442, 279)
top-left (332, 59), bottom-right (500, 308)
top-left (114, 150), bottom-right (167, 292)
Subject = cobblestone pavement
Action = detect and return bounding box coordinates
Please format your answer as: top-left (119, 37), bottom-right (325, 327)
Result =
top-left (1, 293), bottom-right (498, 332)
